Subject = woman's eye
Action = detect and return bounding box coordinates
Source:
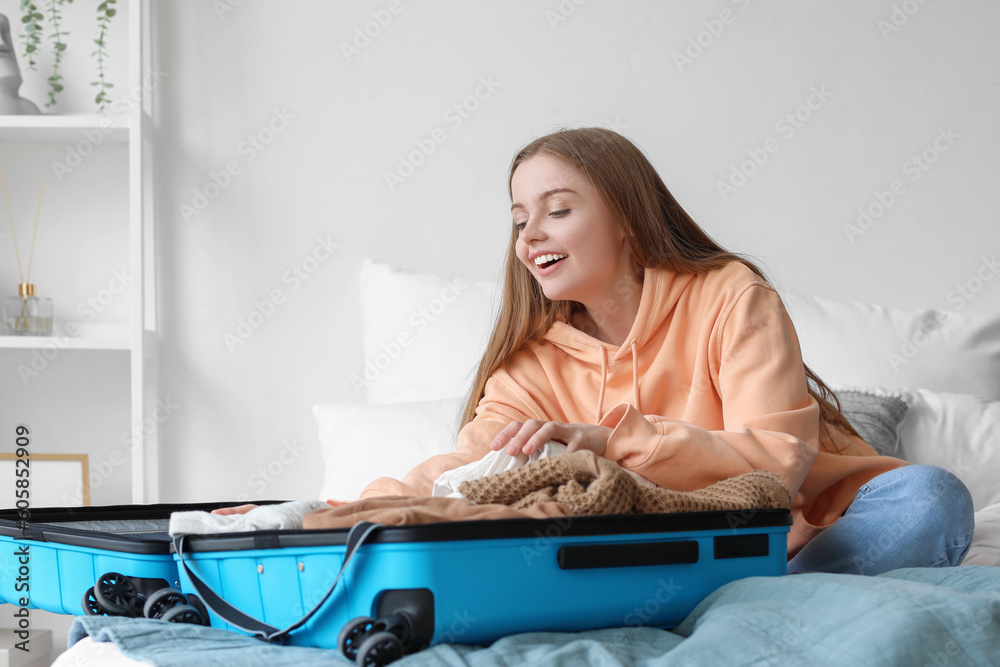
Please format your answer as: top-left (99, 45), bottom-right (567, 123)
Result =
top-left (514, 209), bottom-right (568, 232)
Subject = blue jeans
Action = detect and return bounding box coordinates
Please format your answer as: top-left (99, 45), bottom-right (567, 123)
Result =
top-left (786, 464), bottom-right (975, 576)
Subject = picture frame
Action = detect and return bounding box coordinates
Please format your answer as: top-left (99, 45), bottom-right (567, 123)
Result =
top-left (0, 453), bottom-right (90, 508)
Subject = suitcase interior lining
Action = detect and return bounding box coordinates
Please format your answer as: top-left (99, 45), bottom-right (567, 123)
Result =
top-left (46, 518), bottom-right (171, 535)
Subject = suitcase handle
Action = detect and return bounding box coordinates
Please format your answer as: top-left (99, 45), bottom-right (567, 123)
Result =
top-left (557, 540), bottom-right (699, 569)
top-left (172, 521), bottom-right (381, 643)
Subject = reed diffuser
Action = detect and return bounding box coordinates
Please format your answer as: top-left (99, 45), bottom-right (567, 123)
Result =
top-left (2, 171), bottom-right (52, 336)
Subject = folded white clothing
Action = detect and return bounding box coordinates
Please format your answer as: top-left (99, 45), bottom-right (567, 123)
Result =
top-left (431, 441), bottom-right (563, 499)
top-left (431, 441), bottom-right (657, 500)
top-left (168, 500), bottom-right (330, 536)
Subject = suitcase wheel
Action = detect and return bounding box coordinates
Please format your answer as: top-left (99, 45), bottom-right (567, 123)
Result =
top-left (356, 631), bottom-right (404, 667)
top-left (186, 594), bottom-right (210, 625)
top-left (339, 616), bottom-right (376, 661)
top-left (94, 572), bottom-right (140, 617)
top-left (82, 587), bottom-right (110, 616)
top-left (143, 587), bottom-right (190, 620)
top-left (161, 604), bottom-right (206, 626)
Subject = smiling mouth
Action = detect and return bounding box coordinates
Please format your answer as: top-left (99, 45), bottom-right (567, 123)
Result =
top-left (534, 253), bottom-right (568, 270)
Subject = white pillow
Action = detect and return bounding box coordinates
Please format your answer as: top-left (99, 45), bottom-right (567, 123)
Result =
top-left (965, 502), bottom-right (1000, 567)
top-left (783, 293), bottom-right (1000, 400)
top-left (833, 384), bottom-right (1000, 511)
top-left (895, 388), bottom-right (1000, 512)
top-left (358, 259), bottom-right (499, 404)
top-left (313, 398), bottom-right (464, 500)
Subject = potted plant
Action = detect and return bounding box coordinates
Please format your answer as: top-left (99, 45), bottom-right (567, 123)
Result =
top-left (17, 0), bottom-right (118, 112)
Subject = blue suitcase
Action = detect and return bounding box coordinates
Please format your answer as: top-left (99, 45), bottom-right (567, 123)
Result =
top-left (172, 508), bottom-right (792, 665)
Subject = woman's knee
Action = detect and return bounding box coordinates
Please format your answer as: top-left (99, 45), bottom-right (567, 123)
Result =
top-left (904, 465), bottom-right (973, 506)
top-left (904, 465), bottom-right (975, 562)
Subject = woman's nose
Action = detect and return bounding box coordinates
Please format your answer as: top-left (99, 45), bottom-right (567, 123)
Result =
top-left (520, 216), bottom-right (546, 242)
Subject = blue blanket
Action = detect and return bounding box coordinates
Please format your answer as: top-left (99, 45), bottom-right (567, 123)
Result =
top-left (70, 566), bottom-right (1000, 666)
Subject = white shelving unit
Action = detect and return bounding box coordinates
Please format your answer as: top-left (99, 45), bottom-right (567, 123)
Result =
top-left (0, 114), bottom-right (129, 143)
top-left (0, 0), bottom-right (158, 503)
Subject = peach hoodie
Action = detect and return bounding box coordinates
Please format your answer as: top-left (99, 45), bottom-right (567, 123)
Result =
top-left (360, 262), bottom-right (909, 556)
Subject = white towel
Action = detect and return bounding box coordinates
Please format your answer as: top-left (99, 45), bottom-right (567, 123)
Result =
top-left (168, 500), bottom-right (330, 536)
top-left (431, 442), bottom-right (657, 499)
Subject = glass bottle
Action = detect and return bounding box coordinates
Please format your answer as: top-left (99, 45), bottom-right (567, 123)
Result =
top-left (3, 283), bottom-right (53, 335)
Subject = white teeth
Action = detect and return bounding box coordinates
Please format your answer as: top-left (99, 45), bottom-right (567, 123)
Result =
top-left (533, 253), bottom-right (568, 266)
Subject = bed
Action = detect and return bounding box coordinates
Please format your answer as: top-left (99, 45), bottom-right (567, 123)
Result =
top-left (54, 259), bottom-right (1000, 666)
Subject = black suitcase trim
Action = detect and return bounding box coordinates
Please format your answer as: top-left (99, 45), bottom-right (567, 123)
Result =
top-left (177, 508), bottom-right (792, 553)
top-left (0, 504), bottom-right (791, 556)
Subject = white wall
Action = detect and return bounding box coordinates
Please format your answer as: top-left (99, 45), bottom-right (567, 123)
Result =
top-left (2, 0), bottom-right (998, 507)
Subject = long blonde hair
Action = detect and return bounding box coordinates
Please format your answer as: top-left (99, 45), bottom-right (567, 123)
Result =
top-left (461, 127), bottom-right (858, 444)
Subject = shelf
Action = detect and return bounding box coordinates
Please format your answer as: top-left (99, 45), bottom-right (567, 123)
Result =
top-left (0, 115), bottom-right (129, 144)
top-left (0, 0), bottom-right (158, 504)
top-left (0, 322), bottom-right (130, 350)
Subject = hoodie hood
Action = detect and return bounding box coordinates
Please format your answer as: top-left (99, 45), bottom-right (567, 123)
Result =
top-left (541, 268), bottom-right (696, 423)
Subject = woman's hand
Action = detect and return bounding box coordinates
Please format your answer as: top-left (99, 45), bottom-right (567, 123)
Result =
top-left (490, 420), bottom-right (612, 457)
top-left (211, 503), bottom-right (258, 516)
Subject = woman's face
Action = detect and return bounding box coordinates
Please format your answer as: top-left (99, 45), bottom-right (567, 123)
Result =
top-left (510, 154), bottom-right (632, 310)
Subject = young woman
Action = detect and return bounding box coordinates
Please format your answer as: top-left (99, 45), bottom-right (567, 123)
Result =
top-left (365, 127), bottom-right (974, 575)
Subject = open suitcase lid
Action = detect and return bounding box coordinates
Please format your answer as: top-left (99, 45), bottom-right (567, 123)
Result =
top-left (0, 501), bottom-right (288, 555)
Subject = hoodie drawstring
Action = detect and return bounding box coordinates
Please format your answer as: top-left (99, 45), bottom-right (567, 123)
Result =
top-left (595, 342), bottom-right (641, 423)
top-left (595, 345), bottom-right (608, 424)
top-left (631, 341), bottom-right (641, 414)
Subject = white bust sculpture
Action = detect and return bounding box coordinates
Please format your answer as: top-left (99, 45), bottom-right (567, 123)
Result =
top-left (0, 13), bottom-right (41, 114)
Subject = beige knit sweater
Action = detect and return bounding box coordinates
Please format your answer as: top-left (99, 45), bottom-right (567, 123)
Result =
top-left (459, 450), bottom-right (792, 514)
top-left (304, 451), bottom-right (790, 529)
